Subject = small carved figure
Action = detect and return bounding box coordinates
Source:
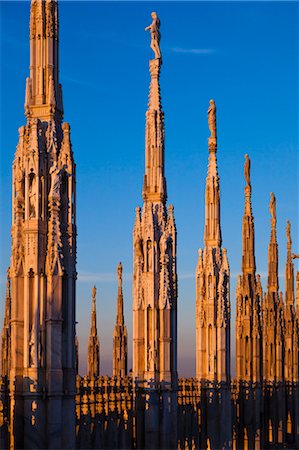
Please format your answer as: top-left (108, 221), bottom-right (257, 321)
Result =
top-left (135, 237), bottom-right (144, 259)
top-left (207, 99), bottom-right (216, 139)
top-left (244, 154), bottom-right (250, 186)
top-left (28, 173), bottom-right (36, 219)
top-left (49, 161), bottom-right (61, 198)
top-left (269, 192), bottom-right (276, 226)
top-left (92, 285), bottom-right (96, 299)
top-left (145, 12), bottom-right (161, 60)
top-left (286, 221), bottom-right (291, 245)
top-left (15, 164), bottom-right (24, 199)
top-left (29, 327), bottom-right (37, 367)
top-left (147, 240), bottom-right (153, 271)
top-left (117, 262), bottom-right (122, 282)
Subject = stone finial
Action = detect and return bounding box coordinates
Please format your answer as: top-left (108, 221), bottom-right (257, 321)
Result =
top-left (145, 12), bottom-right (162, 61)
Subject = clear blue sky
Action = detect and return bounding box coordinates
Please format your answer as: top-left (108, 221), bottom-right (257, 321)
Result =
top-left (0, 1), bottom-right (298, 377)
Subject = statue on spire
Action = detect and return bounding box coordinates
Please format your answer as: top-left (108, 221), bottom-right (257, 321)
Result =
top-left (117, 262), bottom-right (123, 284)
top-left (145, 12), bottom-right (162, 60)
top-left (208, 99), bottom-right (217, 139)
top-left (244, 154), bottom-right (251, 186)
top-left (286, 221), bottom-right (291, 247)
top-left (269, 192), bottom-right (276, 228)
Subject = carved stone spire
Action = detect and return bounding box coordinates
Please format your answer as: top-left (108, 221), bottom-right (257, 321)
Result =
top-left (133, 14), bottom-right (177, 393)
top-left (262, 193), bottom-right (283, 381)
top-left (285, 221), bottom-right (295, 307)
top-left (204, 99), bottom-right (221, 248)
top-left (196, 101), bottom-right (230, 383)
top-left (87, 286), bottom-right (100, 378)
top-left (113, 263), bottom-right (128, 378)
top-left (142, 13), bottom-right (166, 204)
top-left (6, 1), bottom-right (77, 447)
top-left (236, 154), bottom-right (262, 382)
top-left (268, 192), bottom-right (278, 293)
top-left (1, 269), bottom-right (11, 377)
top-left (116, 262), bottom-right (124, 326)
top-left (27, 0), bottom-right (63, 120)
top-left (242, 154), bottom-right (256, 275)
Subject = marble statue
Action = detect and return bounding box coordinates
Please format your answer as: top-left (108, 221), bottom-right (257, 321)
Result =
top-left (145, 12), bottom-right (161, 60)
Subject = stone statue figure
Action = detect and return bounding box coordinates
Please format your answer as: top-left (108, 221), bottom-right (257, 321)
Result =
top-left (145, 12), bottom-right (161, 60)
top-left (269, 192), bottom-right (276, 226)
top-left (117, 262), bottom-right (123, 282)
top-left (49, 161), bottom-right (61, 198)
top-left (135, 236), bottom-right (144, 259)
top-left (207, 99), bottom-right (216, 139)
top-left (29, 326), bottom-right (37, 367)
top-left (28, 173), bottom-right (36, 219)
top-left (286, 221), bottom-right (291, 244)
top-left (15, 165), bottom-right (24, 199)
top-left (92, 285), bottom-right (96, 299)
top-left (244, 154), bottom-right (250, 186)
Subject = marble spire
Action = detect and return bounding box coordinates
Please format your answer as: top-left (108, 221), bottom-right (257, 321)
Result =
top-left (6, 0), bottom-right (77, 447)
top-left (196, 100), bottom-right (230, 383)
top-left (1, 270), bottom-right (11, 378)
top-left (26, 0), bottom-right (63, 120)
top-left (133, 12), bottom-right (177, 389)
top-left (142, 13), bottom-right (166, 204)
top-left (113, 263), bottom-right (128, 377)
top-left (242, 154), bottom-right (256, 275)
top-left (262, 193), bottom-right (283, 381)
top-left (236, 155), bottom-right (262, 382)
top-left (88, 286), bottom-right (100, 378)
top-left (285, 221), bottom-right (295, 307)
top-left (267, 193), bottom-right (279, 293)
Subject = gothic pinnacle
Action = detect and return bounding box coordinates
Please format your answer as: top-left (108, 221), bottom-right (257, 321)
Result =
top-left (117, 262), bottom-right (124, 326)
top-left (242, 154), bottom-right (256, 275)
top-left (142, 12), bottom-right (166, 203)
top-left (285, 221), bottom-right (295, 307)
top-left (268, 192), bottom-right (278, 293)
top-left (28, 0), bottom-right (61, 120)
top-left (204, 99), bottom-right (221, 248)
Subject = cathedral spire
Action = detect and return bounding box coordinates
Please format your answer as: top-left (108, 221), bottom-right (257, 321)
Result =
top-left (1, 269), bottom-right (11, 377)
top-left (142, 12), bottom-right (166, 203)
top-left (267, 192), bottom-right (279, 293)
top-left (285, 221), bottom-right (295, 307)
top-left (113, 263), bottom-right (128, 378)
top-left (116, 262), bottom-right (124, 326)
top-left (204, 99), bottom-right (221, 248)
top-left (26, 0), bottom-right (62, 120)
top-left (242, 154), bottom-right (256, 275)
top-left (87, 286), bottom-right (100, 378)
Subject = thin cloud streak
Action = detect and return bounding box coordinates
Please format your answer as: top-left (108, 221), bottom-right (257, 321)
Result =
top-left (171, 47), bottom-right (214, 55)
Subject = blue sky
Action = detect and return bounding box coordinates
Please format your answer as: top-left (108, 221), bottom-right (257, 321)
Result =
top-left (0, 1), bottom-right (298, 377)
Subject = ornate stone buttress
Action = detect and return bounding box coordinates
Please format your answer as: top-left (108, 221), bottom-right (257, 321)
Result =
top-left (195, 100), bottom-right (230, 383)
top-left (7, 1), bottom-right (77, 448)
